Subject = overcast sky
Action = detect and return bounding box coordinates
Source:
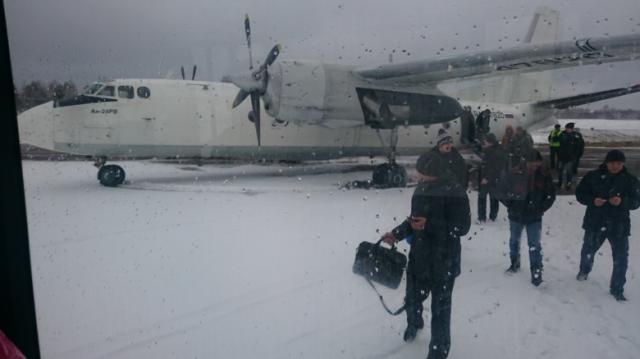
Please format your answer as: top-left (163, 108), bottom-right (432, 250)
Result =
top-left (4, 0), bottom-right (640, 108)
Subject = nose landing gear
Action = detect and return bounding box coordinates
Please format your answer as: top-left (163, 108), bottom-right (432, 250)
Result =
top-left (94, 157), bottom-right (126, 187)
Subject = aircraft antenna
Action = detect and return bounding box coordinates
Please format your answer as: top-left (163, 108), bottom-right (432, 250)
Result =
top-left (245, 14), bottom-right (253, 70)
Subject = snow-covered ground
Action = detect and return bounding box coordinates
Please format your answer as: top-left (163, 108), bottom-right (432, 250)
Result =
top-left (532, 119), bottom-right (640, 145)
top-left (22, 159), bottom-right (640, 359)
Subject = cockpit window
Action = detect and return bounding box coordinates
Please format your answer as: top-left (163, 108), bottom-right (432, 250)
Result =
top-left (84, 82), bottom-right (104, 95)
top-left (97, 85), bottom-right (115, 97)
top-left (137, 86), bottom-right (151, 99)
top-left (118, 86), bottom-right (134, 99)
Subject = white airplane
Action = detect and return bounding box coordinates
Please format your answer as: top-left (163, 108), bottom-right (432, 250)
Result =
top-left (18, 7), bottom-right (640, 187)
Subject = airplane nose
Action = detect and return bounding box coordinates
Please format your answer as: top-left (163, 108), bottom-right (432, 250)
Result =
top-left (18, 101), bottom-right (55, 151)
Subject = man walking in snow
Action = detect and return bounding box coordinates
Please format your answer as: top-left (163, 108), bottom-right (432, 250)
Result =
top-left (499, 150), bottom-right (556, 286)
top-left (382, 132), bottom-right (470, 359)
top-left (477, 133), bottom-right (507, 223)
top-left (547, 124), bottom-right (562, 170)
top-left (557, 122), bottom-right (584, 190)
top-left (575, 149), bottom-right (640, 301)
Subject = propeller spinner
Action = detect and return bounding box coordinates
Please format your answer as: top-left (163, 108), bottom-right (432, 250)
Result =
top-left (228, 14), bottom-right (281, 146)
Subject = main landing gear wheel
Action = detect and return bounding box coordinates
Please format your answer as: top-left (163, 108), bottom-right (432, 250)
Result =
top-left (372, 162), bottom-right (407, 188)
top-left (97, 164), bottom-right (126, 187)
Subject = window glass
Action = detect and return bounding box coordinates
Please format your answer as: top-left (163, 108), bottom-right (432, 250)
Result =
top-left (96, 85), bottom-right (115, 97)
top-left (7, 2), bottom-right (640, 359)
top-left (136, 86), bottom-right (150, 98)
top-left (84, 82), bottom-right (104, 95)
top-left (117, 85), bottom-right (134, 99)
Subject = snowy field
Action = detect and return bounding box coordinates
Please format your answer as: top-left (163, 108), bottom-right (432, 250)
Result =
top-left (22, 159), bottom-right (640, 359)
top-left (532, 119), bottom-right (640, 145)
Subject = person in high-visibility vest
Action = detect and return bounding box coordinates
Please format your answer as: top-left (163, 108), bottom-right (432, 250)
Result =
top-left (548, 124), bottom-right (562, 170)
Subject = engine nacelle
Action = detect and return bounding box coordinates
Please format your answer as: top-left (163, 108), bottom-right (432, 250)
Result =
top-left (262, 60), bottom-right (464, 129)
top-left (263, 60), bottom-right (364, 127)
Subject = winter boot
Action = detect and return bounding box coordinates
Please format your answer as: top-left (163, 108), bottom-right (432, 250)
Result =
top-left (505, 256), bottom-right (520, 274)
top-left (576, 272), bottom-right (588, 281)
top-left (403, 324), bottom-right (419, 342)
top-left (531, 269), bottom-right (543, 287)
top-left (610, 289), bottom-right (627, 302)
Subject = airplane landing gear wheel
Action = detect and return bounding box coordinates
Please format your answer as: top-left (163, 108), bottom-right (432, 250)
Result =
top-left (372, 162), bottom-right (407, 188)
top-left (97, 164), bottom-right (126, 187)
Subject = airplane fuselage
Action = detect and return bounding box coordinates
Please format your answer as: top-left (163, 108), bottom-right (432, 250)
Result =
top-left (19, 78), bottom-right (546, 161)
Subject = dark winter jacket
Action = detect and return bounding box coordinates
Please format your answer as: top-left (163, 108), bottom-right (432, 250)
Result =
top-left (479, 144), bottom-right (508, 191)
top-left (418, 146), bottom-right (468, 189)
top-left (392, 173), bottom-right (471, 281)
top-left (508, 132), bottom-right (534, 168)
top-left (460, 110), bottom-right (476, 144)
top-left (475, 112), bottom-right (490, 134)
top-left (499, 166), bottom-right (556, 224)
top-left (558, 130), bottom-right (585, 162)
top-left (575, 164), bottom-right (640, 236)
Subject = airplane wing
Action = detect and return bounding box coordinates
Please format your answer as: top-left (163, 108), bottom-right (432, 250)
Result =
top-left (533, 83), bottom-right (640, 109)
top-left (355, 34), bottom-right (640, 86)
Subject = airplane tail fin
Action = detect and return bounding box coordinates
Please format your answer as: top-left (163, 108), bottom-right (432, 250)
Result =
top-left (508, 6), bottom-right (559, 103)
top-left (453, 7), bottom-right (560, 104)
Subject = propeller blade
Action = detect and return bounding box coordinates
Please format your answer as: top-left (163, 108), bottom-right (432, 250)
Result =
top-left (192, 65), bottom-right (197, 80)
top-left (232, 89), bottom-right (250, 108)
top-left (244, 14), bottom-right (253, 70)
top-left (181, 66), bottom-right (185, 80)
top-left (264, 44), bottom-right (281, 67)
top-left (250, 92), bottom-right (261, 146)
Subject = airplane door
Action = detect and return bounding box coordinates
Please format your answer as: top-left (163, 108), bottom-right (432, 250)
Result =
top-left (116, 85), bottom-right (158, 155)
top-left (79, 86), bottom-right (121, 147)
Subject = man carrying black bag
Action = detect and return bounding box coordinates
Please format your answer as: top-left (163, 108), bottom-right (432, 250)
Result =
top-left (381, 148), bottom-right (470, 359)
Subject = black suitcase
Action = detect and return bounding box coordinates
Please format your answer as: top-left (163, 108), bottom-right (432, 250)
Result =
top-left (352, 239), bottom-right (407, 289)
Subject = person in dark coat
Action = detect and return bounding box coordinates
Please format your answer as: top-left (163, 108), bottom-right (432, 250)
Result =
top-left (557, 122), bottom-right (585, 190)
top-left (508, 126), bottom-right (534, 169)
top-left (501, 125), bottom-right (514, 151)
top-left (475, 109), bottom-right (491, 143)
top-left (459, 106), bottom-right (476, 146)
top-left (498, 150), bottom-right (556, 286)
top-left (382, 143), bottom-right (471, 359)
top-left (575, 149), bottom-right (640, 301)
top-left (547, 124), bottom-right (562, 170)
top-left (417, 129), bottom-right (468, 189)
top-left (572, 127), bottom-right (584, 174)
top-left (477, 133), bottom-right (507, 222)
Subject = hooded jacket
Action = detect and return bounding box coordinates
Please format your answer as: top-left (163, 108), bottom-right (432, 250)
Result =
top-left (575, 164), bottom-right (640, 236)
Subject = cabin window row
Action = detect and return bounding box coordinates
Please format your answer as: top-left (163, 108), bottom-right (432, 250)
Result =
top-left (96, 85), bottom-right (150, 99)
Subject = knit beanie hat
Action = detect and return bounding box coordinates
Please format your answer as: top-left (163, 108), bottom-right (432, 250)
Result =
top-left (605, 149), bottom-right (626, 163)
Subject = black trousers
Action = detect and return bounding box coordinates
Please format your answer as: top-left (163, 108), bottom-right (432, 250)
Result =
top-left (477, 185), bottom-right (499, 221)
top-left (405, 265), bottom-right (456, 359)
top-left (579, 229), bottom-right (629, 294)
top-left (549, 147), bottom-right (559, 169)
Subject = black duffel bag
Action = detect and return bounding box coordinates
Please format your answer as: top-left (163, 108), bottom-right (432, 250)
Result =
top-left (352, 239), bottom-right (407, 289)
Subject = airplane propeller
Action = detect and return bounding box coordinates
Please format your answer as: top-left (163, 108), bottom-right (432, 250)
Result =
top-left (180, 65), bottom-right (197, 80)
top-left (228, 14), bottom-right (281, 146)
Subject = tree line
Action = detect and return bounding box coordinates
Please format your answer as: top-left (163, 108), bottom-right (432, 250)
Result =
top-left (14, 80), bottom-right (79, 114)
